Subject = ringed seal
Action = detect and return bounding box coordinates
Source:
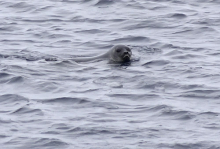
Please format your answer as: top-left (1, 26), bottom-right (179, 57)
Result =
top-left (71, 45), bottom-right (132, 63)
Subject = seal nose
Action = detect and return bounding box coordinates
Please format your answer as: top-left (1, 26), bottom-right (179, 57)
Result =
top-left (124, 51), bottom-right (129, 54)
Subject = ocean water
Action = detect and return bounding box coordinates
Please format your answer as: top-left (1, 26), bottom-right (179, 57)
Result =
top-left (1, 0), bottom-right (220, 148)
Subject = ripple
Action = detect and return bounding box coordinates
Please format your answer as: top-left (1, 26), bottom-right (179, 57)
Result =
top-left (180, 84), bottom-right (204, 90)
top-left (37, 138), bottom-right (69, 147)
top-left (11, 106), bottom-right (44, 116)
top-left (6, 76), bottom-right (24, 84)
top-left (0, 54), bottom-right (10, 58)
top-left (160, 142), bottom-right (212, 149)
top-left (170, 13), bottom-right (187, 19)
top-left (37, 97), bottom-right (90, 105)
top-left (0, 94), bottom-right (29, 113)
top-left (1, 39), bottom-right (39, 43)
top-left (32, 6), bottom-right (54, 13)
top-left (94, 0), bottom-right (115, 6)
top-left (70, 88), bottom-right (99, 93)
top-left (69, 16), bottom-right (106, 23)
top-left (75, 29), bottom-right (110, 34)
top-left (199, 111), bottom-right (219, 117)
top-left (179, 89), bottom-right (220, 99)
top-left (0, 94), bottom-right (29, 104)
top-left (160, 109), bottom-right (195, 120)
top-left (0, 26), bottom-right (18, 32)
top-left (8, 2), bottom-right (34, 9)
top-left (132, 46), bottom-right (162, 54)
top-left (34, 81), bottom-right (60, 92)
top-left (21, 18), bottom-right (65, 23)
top-left (1, 50), bottom-right (58, 62)
top-left (6, 137), bottom-right (69, 149)
top-left (111, 36), bottom-right (150, 43)
top-left (0, 134), bottom-right (9, 138)
top-left (0, 72), bottom-right (11, 79)
top-left (148, 104), bottom-right (171, 111)
top-left (0, 118), bottom-right (13, 124)
top-left (67, 126), bottom-right (115, 135)
top-left (107, 93), bottom-right (160, 100)
top-left (165, 50), bottom-right (183, 56)
top-left (171, 54), bottom-right (205, 60)
top-left (142, 60), bottom-right (170, 67)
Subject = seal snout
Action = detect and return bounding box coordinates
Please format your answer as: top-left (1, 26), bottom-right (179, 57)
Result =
top-left (123, 56), bottom-right (130, 62)
top-left (123, 51), bottom-right (130, 57)
top-left (122, 49), bottom-right (131, 62)
top-left (123, 53), bottom-right (131, 62)
top-left (123, 53), bottom-right (130, 58)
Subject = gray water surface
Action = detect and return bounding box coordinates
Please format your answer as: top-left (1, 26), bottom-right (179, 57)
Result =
top-left (1, 0), bottom-right (220, 149)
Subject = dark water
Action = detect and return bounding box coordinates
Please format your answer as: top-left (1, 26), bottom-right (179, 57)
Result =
top-left (1, 0), bottom-right (220, 148)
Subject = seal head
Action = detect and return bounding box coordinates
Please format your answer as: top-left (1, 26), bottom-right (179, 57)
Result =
top-left (110, 45), bottom-right (132, 63)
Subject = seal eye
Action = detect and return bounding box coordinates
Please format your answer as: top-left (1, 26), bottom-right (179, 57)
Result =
top-left (116, 49), bottom-right (121, 53)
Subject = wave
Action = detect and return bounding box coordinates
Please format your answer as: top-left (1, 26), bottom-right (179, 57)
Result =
top-left (11, 106), bottom-right (44, 116)
top-left (36, 97), bottom-right (90, 105)
top-left (0, 94), bottom-right (29, 103)
top-left (94, 0), bottom-right (115, 6)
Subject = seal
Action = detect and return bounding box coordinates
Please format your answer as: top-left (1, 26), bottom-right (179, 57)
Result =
top-left (71, 45), bottom-right (132, 63)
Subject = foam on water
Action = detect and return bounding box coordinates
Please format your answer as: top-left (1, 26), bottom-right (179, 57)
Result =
top-left (1, 0), bottom-right (220, 148)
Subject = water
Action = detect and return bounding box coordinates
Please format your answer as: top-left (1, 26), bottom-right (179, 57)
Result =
top-left (1, 0), bottom-right (220, 148)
